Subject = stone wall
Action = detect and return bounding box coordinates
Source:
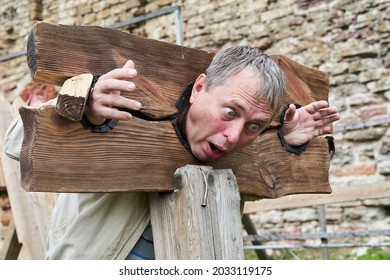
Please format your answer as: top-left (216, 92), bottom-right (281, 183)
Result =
top-left (1, 0), bottom-right (389, 259)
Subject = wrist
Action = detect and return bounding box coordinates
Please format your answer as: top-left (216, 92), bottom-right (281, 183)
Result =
top-left (277, 129), bottom-right (308, 154)
top-left (83, 107), bottom-right (106, 126)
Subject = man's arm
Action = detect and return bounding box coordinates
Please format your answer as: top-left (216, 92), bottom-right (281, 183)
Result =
top-left (4, 116), bottom-right (24, 161)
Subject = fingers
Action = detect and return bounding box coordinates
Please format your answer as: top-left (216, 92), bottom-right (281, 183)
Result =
top-left (97, 93), bottom-right (142, 112)
top-left (85, 60), bottom-right (142, 124)
top-left (285, 101), bottom-right (340, 124)
top-left (91, 104), bottom-right (135, 121)
top-left (312, 109), bottom-right (340, 137)
top-left (312, 105), bottom-right (340, 126)
top-left (313, 114), bottom-right (340, 134)
top-left (300, 100), bottom-right (339, 121)
top-left (95, 78), bottom-right (136, 95)
top-left (99, 60), bottom-right (137, 84)
top-left (304, 100), bottom-right (329, 114)
top-left (284, 101), bottom-right (333, 121)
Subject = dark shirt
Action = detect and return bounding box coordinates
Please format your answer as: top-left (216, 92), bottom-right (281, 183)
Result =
top-left (172, 81), bottom-right (195, 153)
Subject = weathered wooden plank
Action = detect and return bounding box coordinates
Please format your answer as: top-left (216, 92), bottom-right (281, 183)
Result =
top-left (27, 22), bottom-right (215, 121)
top-left (19, 105), bottom-right (331, 198)
top-left (273, 54), bottom-right (329, 105)
top-left (0, 220), bottom-right (22, 260)
top-left (148, 165), bottom-right (244, 260)
top-left (20, 105), bottom-right (194, 193)
top-left (56, 73), bottom-right (94, 121)
top-left (243, 181), bottom-right (390, 213)
top-left (27, 22), bottom-right (329, 126)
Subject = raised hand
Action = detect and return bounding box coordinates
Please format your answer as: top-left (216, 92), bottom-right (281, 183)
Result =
top-left (84, 60), bottom-right (142, 125)
top-left (281, 101), bottom-right (340, 147)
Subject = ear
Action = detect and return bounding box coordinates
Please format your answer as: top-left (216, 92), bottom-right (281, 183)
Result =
top-left (189, 74), bottom-right (206, 104)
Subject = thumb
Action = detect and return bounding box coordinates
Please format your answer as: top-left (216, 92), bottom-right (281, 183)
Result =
top-left (284, 104), bottom-right (297, 122)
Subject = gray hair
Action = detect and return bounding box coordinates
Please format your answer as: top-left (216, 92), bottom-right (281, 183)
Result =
top-left (205, 46), bottom-right (285, 117)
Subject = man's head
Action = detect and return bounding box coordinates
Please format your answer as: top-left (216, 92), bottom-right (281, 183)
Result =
top-left (185, 46), bottom-right (285, 162)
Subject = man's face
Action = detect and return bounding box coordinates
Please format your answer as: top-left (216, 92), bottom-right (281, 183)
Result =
top-left (186, 67), bottom-right (275, 162)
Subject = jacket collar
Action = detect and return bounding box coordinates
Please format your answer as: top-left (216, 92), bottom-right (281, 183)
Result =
top-left (172, 81), bottom-right (195, 153)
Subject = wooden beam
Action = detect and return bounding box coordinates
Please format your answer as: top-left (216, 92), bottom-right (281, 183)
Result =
top-left (27, 22), bottom-right (215, 121)
top-left (243, 181), bottom-right (390, 213)
top-left (27, 22), bottom-right (329, 127)
top-left (19, 22), bottom-right (334, 198)
top-left (19, 105), bottom-right (331, 198)
top-left (149, 165), bottom-right (244, 259)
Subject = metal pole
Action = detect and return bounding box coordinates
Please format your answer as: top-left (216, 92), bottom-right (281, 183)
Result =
top-left (108, 6), bottom-right (180, 29)
top-left (241, 214), bottom-right (271, 260)
top-left (0, 6), bottom-right (184, 62)
top-left (174, 6), bottom-right (184, 45)
top-left (317, 204), bottom-right (330, 259)
top-left (0, 50), bottom-right (27, 63)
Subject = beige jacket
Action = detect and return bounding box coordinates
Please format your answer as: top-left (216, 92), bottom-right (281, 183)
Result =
top-left (3, 101), bottom-right (150, 259)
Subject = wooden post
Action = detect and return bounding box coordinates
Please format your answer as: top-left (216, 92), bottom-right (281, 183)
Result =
top-left (317, 204), bottom-right (329, 260)
top-left (0, 220), bottom-right (22, 260)
top-left (149, 165), bottom-right (244, 260)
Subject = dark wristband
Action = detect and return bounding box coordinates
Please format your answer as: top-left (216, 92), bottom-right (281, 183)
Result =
top-left (88, 74), bottom-right (100, 106)
top-left (80, 116), bottom-right (118, 133)
top-left (277, 129), bottom-right (309, 154)
top-left (278, 103), bottom-right (308, 155)
top-left (79, 74), bottom-right (118, 133)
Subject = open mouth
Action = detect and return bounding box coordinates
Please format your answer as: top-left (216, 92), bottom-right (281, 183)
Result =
top-left (209, 143), bottom-right (223, 154)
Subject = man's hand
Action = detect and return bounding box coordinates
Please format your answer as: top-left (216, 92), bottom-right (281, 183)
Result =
top-left (281, 100), bottom-right (340, 146)
top-left (84, 60), bottom-right (142, 125)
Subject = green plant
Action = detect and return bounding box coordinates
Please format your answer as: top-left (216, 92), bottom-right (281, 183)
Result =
top-left (356, 249), bottom-right (390, 260)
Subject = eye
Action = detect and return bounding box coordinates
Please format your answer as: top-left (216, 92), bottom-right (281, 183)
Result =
top-left (225, 107), bottom-right (236, 118)
top-left (248, 123), bottom-right (260, 133)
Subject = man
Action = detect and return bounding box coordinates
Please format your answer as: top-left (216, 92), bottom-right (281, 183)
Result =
top-left (4, 46), bottom-right (340, 259)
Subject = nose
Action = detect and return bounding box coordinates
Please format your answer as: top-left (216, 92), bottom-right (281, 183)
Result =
top-left (223, 122), bottom-right (244, 144)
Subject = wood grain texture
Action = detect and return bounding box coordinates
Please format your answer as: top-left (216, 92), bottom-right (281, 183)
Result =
top-left (27, 22), bottom-right (215, 120)
top-left (149, 165), bottom-right (244, 260)
top-left (56, 73), bottom-right (94, 121)
top-left (20, 105), bottom-right (194, 193)
top-left (19, 105), bottom-right (331, 198)
top-left (0, 98), bottom-right (50, 259)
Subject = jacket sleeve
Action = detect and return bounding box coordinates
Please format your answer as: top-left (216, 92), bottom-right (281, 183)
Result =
top-left (3, 98), bottom-right (58, 161)
top-left (4, 115), bottom-right (24, 161)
